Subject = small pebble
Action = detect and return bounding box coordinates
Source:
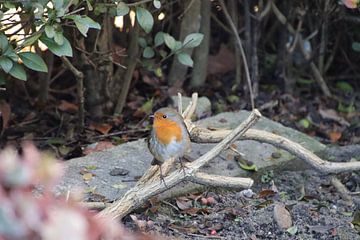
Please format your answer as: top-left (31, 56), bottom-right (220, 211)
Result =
top-left (238, 189), bottom-right (255, 198)
top-left (109, 167), bottom-right (129, 176)
top-left (271, 152), bottom-right (282, 159)
top-left (227, 163), bottom-right (235, 170)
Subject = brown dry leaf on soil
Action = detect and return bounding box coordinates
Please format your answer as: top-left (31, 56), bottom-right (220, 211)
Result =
top-left (273, 203), bottom-right (292, 230)
top-left (58, 100), bottom-right (78, 113)
top-left (89, 122), bottom-right (113, 135)
top-left (83, 141), bottom-right (115, 155)
top-left (328, 131), bottom-right (342, 143)
top-left (258, 189), bottom-right (277, 199)
top-left (176, 197), bottom-right (193, 210)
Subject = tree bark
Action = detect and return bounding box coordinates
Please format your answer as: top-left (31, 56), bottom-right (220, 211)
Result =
top-left (168, 0), bottom-right (201, 88)
top-left (190, 0), bottom-right (211, 88)
top-left (114, 23), bottom-right (139, 115)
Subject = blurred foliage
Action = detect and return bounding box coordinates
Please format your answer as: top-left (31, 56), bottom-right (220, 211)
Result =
top-left (0, 0), bottom-right (203, 84)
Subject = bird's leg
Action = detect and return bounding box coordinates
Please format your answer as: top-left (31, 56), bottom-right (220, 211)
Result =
top-left (178, 157), bottom-right (188, 176)
top-left (158, 165), bottom-right (168, 188)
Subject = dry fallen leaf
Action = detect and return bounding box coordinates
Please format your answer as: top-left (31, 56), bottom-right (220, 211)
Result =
top-left (273, 203), bottom-right (292, 230)
top-left (258, 189), bottom-right (277, 198)
top-left (82, 172), bottom-right (93, 181)
top-left (176, 197), bottom-right (193, 210)
top-left (89, 122), bottom-right (113, 135)
top-left (112, 183), bottom-right (127, 189)
top-left (328, 131), bottom-right (342, 143)
top-left (83, 141), bottom-right (115, 155)
top-left (319, 108), bottom-right (350, 126)
top-left (130, 215), bottom-right (148, 231)
top-left (58, 100), bottom-right (78, 113)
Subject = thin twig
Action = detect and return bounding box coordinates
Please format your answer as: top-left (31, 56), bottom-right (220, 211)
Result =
top-left (219, 0), bottom-right (255, 109)
top-left (61, 57), bottom-right (85, 130)
top-left (178, 92), bottom-right (183, 114)
top-left (330, 176), bottom-right (353, 205)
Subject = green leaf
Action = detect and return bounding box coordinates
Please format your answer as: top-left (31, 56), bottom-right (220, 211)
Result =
top-left (0, 33), bottom-right (9, 51)
top-left (19, 52), bottom-right (48, 72)
top-left (183, 33), bottom-right (204, 48)
top-left (56, 8), bottom-right (66, 17)
top-left (296, 78), bottom-right (313, 85)
top-left (9, 63), bottom-right (27, 81)
top-left (136, 7), bottom-right (154, 34)
top-left (94, 3), bottom-right (107, 15)
top-left (173, 41), bottom-right (182, 51)
top-left (76, 16), bottom-right (101, 29)
top-left (236, 157), bottom-right (258, 171)
top-left (0, 57), bottom-right (13, 73)
top-left (40, 35), bottom-right (73, 57)
top-left (140, 98), bottom-right (153, 114)
top-left (75, 22), bottom-right (89, 37)
top-left (22, 31), bottom-right (42, 47)
top-left (54, 31), bottom-right (64, 45)
top-left (159, 49), bottom-right (167, 58)
top-left (153, 0), bottom-right (161, 9)
top-left (177, 52), bottom-right (193, 67)
top-left (138, 37), bottom-right (147, 48)
top-left (154, 67), bottom-right (162, 77)
top-left (54, 0), bottom-right (64, 10)
top-left (298, 118), bottom-right (310, 128)
top-left (3, 46), bottom-right (18, 62)
top-left (336, 81), bottom-right (353, 92)
top-left (45, 25), bottom-right (55, 38)
top-left (338, 102), bottom-right (355, 113)
top-left (85, 0), bottom-right (93, 11)
top-left (143, 47), bottom-right (155, 58)
top-left (116, 2), bottom-right (129, 16)
top-left (4, 2), bottom-right (15, 8)
top-left (66, 15), bottom-right (101, 37)
top-left (33, 3), bottom-right (44, 18)
top-left (154, 31), bottom-right (164, 47)
top-left (163, 33), bottom-right (176, 50)
top-left (352, 42), bottom-right (360, 52)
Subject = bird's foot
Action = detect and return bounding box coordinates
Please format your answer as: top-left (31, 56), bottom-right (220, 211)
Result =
top-left (179, 158), bottom-right (189, 176)
top-left (158, 166), bottom-right (169, 189)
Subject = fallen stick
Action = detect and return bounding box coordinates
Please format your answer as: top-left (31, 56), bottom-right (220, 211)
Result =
top-left (189, 126), bottom-right (360, 173)
top-left (98, 104), bottom-right (261, 220)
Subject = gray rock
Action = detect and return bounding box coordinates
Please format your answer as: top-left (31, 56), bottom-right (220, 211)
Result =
top-left (55, 139), bottom-right (152, 201)
top-left (56, 110), bottom-right (326, 202)
top-left (170, 95), bottom-right (211, 119)
top-left (320, 145), bottom-right (360, 162)
top-left (195, 110), bottom-right (325, 153)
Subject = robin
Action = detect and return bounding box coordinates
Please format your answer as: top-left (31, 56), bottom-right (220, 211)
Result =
top-left (148, 107), bottom-right (191, 184)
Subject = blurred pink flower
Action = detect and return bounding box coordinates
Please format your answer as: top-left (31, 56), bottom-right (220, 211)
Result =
top-left (342, 0), bottom-right (359, 8)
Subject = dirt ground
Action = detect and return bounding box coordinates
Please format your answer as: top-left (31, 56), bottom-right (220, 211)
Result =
top-left (124, 169), bottom-right (360, 239)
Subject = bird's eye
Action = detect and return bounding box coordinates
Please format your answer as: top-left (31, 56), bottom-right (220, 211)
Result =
top-left (162, 115), bottom-right (167, 119)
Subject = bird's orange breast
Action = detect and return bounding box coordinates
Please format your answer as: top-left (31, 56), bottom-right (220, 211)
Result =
top-left (153, 118), bottom-right (183, 145)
